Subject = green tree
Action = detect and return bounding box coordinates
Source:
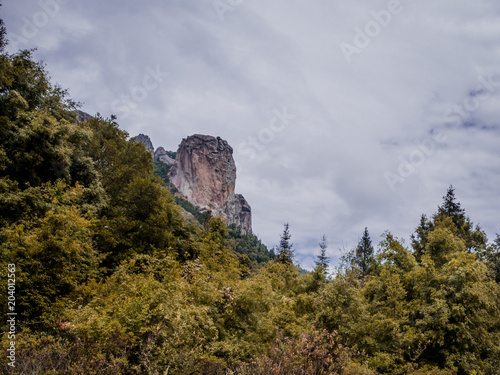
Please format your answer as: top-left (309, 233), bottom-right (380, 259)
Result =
top-left (0, 3), bottom-right (6, 52)
top-left (339, 228), bottom-right (375, 280)
top-left (79, 116), bottom-right (198, 269)
top-left (355, 227), bottom-right (375, 277)
top-left (412, 186), bottom-right (488, 258)
top-left (309, 235), bottom-right (329, 292)
top-left (316, 235), bottom-right (329, 273)
top-left (411, 214), bottom-right (432, 262)
top-left (226, 224), bottom-right (275, 266)
top-left (0, 182), bottom-right (101, 329)
top-left (484, 230), bottom-right (500, 283)
top-left (438, 185), bottom-right (465, 221)
top-left (276, 223), bottom-right (294, 264)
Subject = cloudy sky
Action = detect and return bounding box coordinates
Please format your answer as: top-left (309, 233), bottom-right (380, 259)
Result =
top-left (3, 0), bottom-right (500, 269)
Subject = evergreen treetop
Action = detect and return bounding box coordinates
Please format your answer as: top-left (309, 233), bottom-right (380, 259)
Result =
top-left (277, 223), bottom-right (294, 263)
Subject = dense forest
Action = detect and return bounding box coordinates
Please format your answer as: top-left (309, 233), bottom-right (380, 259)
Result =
top-left (1, 12), bottom-right (500, 375)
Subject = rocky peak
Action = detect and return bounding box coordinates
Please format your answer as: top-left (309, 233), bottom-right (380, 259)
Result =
top-left (134, 134), bottom-right (154, 153)
top-left (168, 134), bottom-right (252, 233)
top-left (75, 110), bottom-right (92, 123)
top-left (154, 147), bottom-right (175, 165)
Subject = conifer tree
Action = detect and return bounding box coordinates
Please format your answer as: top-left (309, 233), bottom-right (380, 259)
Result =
top-left (0, 3), bottom-right (6, 52)
top-left (315, 235), bottom-right (329, 275)
top-left (277, 223), bottom-right (294, 263)
top-left (437, 185), bottom-right (466, 226)
top-left (355, 227), bottom-right (374, 277)
top-left (486, 231), bottom-right (500, 283)
top-left (411, 214), bottom-right (432, 262)
top-left (413, 185), bottom-right (488, 257)
top-left (310, 235), bottom-right (329, 291)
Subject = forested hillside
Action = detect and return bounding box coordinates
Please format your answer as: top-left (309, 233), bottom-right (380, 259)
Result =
top-left (1, 14), bottom-right (500, 374)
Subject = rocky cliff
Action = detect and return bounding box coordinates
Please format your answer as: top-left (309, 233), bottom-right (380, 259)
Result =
top-left (154, 147), bottom-right (175, 165)
top-left (168, 134), bottom-right (252, 233)
top-left (135, 134), bottom-right (154, 153)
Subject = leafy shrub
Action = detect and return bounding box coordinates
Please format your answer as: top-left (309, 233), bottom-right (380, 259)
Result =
top-left (237, 328), bottom-right (352, 375)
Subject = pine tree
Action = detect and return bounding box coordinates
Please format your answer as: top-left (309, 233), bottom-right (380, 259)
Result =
top-left (0, 2), bottom-right (6, 52)
top-left (310, 235), bottom-right (329, 291)
top-left (277, 223), bottom-right (294, 263)
top-left (412, 186), bottom-right (488, 257)
top-left (355, 227), bottom-right (374, 277)
top-left (411, 214), bottom-right (433, 262)
top-left (486, 231), bottom-right (500, 283)
top-left (437, 185), bottom-right (466, 225)
top-left (315, 235), bottom-right (329, 275)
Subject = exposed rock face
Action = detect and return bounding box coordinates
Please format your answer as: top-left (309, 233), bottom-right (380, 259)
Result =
top-left (154, 147), bottom-right (175, 165)
top-left (75, 110), bottom-right (92, 123)
top-left (135, 134), bottom-right (154, 153)
top-left (168, 134), bottom-right (252, 233)
top-left (229, 194), bottom-right (252, 233)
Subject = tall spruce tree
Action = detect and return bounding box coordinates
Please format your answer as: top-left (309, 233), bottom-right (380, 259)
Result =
top-left (277, 223), bottom-right (294, 263)
top-left (355, 227), bottom-right (374, 277)
top-left (437, 185), bottom-right (465, 225)
top-left (412, 186), bottom-right (488, 258)
top-left (486, 231), bottom-right (500, 283)
top-left (315, 235), bottom-right (329, 275)
top-left (0, 3), bottom-right (6, 52)
top-left (411, 214), bottom-right (432, 262)
top-left (310, 235), bottom-right (329, 291)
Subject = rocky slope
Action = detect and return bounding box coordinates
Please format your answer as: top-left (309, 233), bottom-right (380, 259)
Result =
top-left (168, 134), bottom-right (252, 233)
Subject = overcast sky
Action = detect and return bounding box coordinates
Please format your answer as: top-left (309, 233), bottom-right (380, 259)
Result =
top-left (3, 0), bottom-right (500, 270)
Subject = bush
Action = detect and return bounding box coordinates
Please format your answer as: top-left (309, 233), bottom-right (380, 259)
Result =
top-left (0, 332), bottom-right (133, 374)
top-left (237, 328), bottom-right (351, 375)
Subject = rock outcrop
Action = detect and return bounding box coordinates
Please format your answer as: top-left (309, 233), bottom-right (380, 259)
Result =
top-left (75, 110), bottom-right (92, 123)
top-left (168, 134), bottom-right (252, 233)
top-left (135, 134), bottom-right (154, 153)
top-left (154, 147), bottom-right (175, 165)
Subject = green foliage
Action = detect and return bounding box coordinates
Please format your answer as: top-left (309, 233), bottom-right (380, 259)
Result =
top-left (339, 228), bottom-right (375, 280)
top-left (0, 182), bottom-right (101, 329)
top-left (315, 235), bottom-right (329, 275)
top-left (317, 224), bottom-right (500, 374)
top-left (172, 194), bottom-right (208, 224)
top-left (82, 116), bottom-right (152, 198)
top-left (152, 159), bottom-right (172, 183)
top-left (227, 223), bottom-right (275, 265)
top-left (276, 223), bottom-right (294, 264)
top-left (308, 235), bottom-right (329, 292)
top-left (355, 227), bottom-right (375, 277)
top-left (485, 232), bottom-right (500, 282)
top-left (0, 4), bottom-right (5, 53)
top-left (94, 174), bottom-right (197, 268)
top-left (412, 186), bottom-right (488, 257)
